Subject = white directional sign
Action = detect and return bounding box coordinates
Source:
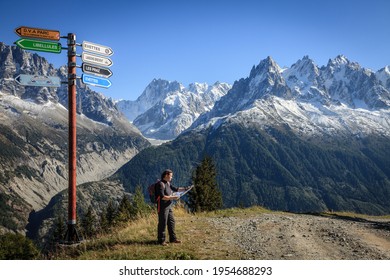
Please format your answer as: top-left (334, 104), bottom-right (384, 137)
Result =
top-left (82, 52), bottom-right (113, 67)
top-left (15, 74), bottom-right (61, 87)
top-left (82, 41), bottom-right (114, 57)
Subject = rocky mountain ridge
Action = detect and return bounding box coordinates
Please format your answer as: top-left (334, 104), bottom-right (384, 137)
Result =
top-left (192, 55), bottom-right (390, 136)
top-left (117, 79), bottom-right (231, 140)
top-left (117, 55), bottom-right (390, 141)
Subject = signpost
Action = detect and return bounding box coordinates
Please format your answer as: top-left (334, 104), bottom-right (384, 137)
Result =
top-left (15, 74), bottom-right (61, 87)
top-left (15, 26), bottom-right (60, 41)
top-left (81, 52), bottom-right (113, 67)
top-left (82, 74), bottom-right (112, 88)
top-left (82, 41), bottom-right (114, 56)
top-left (13, 25), bottom-right (114, 244)
top-left (82, 63), bottom-right (113, 78)
top-left (15, 38), bottom-right (62, 53)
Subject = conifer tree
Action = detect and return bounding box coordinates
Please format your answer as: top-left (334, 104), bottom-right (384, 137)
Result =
top-left (132, 185), bottom-right (151, 218)
top-left (52, 214), bottom-right (66, 243)
top-left (0, 233), bottom-right (39, 260)
top-left (105, 200), bottom-right (117, 228)
top-left (188, 156), bottom-right (223, 212)
top-left (99, 208), bottom-right (108, 233)
top-left (116, 195), bottom-right (134, 223)
top-left (81, 206), bottom-right (97, 238)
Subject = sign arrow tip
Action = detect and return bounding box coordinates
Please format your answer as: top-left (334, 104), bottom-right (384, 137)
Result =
top-left (14, 75), bottom-right (21, 85)
top-left (15, 27), bottom-right (21, 36)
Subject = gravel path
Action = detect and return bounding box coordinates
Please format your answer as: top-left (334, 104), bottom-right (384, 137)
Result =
top-left (208, 212), bottom-right (390, 260)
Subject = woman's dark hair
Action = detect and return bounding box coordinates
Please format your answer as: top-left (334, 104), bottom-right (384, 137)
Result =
top-left (161, 169), bottom-right (173, 180)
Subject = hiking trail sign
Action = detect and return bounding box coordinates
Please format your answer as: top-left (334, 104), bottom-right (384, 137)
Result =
top-left (15, 74), bottom-right (61, 87)
top-left (82, 41), bottom-right (113, 57)
top-left (82, 74), bottom-right (112, 88)
top-left (15, 38), bottom-right (62, 54)
top-left (81, 52), bottom-right (113, 67)
top-left (15, 26), bottom-right (60, 41)
top-left (82, 63), bottom-right (113, 78)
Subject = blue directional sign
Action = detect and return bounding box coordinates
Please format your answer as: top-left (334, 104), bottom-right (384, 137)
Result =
top-left (81, 74), bottom-right (112, 88)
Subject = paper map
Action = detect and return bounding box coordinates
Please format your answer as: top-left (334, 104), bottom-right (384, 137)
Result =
top-left (173, 185), bottom-right (194, 198)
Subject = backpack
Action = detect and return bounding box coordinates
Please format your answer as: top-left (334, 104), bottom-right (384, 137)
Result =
top-left (148, 180), bottom-right (161, 203)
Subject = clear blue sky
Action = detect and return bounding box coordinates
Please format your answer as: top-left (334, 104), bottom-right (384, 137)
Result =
top-left (1, 0), bottom-right (389, 101)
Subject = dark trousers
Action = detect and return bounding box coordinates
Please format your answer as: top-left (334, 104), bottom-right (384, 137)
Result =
top-left (157, 206), bottom-right (177, 243)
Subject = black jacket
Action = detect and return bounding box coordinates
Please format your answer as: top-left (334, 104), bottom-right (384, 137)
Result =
top-left (156, 180), bottom-right (178, 211)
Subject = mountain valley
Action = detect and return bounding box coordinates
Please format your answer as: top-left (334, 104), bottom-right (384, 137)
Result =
top-left (1, 40), bottom-right (390, 239)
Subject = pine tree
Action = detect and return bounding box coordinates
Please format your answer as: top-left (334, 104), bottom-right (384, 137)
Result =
top-left (81, 206), bottom-right (97, 238)
top-left (99, 208), bottom-right (108, 233)
top-left (132, 185), bottom-right (151, 218)
top-left (115, 195), bottom-right (134, 223)
top-left (52, 214), bottom-right (66, 243)
top-left (188, 156), bottom-right (223, 212)
top-left (105, 200), bottom-right (117, 228)
top-left (0, 233), bottom-right (39, 260)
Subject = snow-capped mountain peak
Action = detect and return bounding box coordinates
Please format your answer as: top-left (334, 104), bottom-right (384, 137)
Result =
top-left (117, 79), bottom-right (184, 121)
top-left (282, 55), bottom-right (321, 99)
top-left (187, 82), bottom-right (209, 95)
top-left (138, 79), bottom-right (183, 106)
top-left (117, 79), bottom-right (231, 140)
top-left (325, 55), bottom-right (362, 76)
top-left (249, 56), bottom-right (281, 78)
top-left (331, 54), bottom-right (349, 65)
top-left (287, 55), bottom-right (319, 78)
top-left (376, 66), bottom-right (390, 89)
top-left (191, 55), bottom-right (390, 138)
top-left (117, 55), bottom-right (390, 141)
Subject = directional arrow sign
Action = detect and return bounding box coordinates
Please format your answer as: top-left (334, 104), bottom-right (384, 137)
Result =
top-left (82, 74), bottom-right (112, 88)
top-left (15, 74), bottom-right (61, 87)
top-left (82, 63), bottom-right (113, 78)
top-left (15, 38), bottom-right (62, 54)
top-left (82, 52), bottom-right (113, 67)
top-left (82, 41), bottom-right (114, 57)
top-left (15, 26), bottom-right (60, 41)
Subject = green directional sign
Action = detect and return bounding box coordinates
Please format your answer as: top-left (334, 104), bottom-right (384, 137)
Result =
top-left (15, 38), bottom-right (62, 54)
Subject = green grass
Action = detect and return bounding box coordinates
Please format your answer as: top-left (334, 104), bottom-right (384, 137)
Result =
top-left (51, 206), bottom-right (390, 260)
top-left (53, 205), bottom-right (272, 260)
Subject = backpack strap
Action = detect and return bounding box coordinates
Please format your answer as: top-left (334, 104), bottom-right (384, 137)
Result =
top-left (156, 180), bottom-right (164, 213)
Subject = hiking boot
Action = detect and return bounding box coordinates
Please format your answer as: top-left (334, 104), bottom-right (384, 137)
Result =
top-left (170, 240), bottom-right (182, 244)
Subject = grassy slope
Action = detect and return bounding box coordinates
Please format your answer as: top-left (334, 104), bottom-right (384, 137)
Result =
top-left (53, 205), bottom-right (390, 260)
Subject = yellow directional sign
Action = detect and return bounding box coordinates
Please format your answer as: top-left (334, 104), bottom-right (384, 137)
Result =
top-left (15, 26), bottom-right (60, 41)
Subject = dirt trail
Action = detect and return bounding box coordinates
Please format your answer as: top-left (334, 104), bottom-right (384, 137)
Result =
top-left (208, 212), bottom-right (390, 260)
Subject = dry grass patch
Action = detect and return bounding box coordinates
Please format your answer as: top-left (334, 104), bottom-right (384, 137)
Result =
top-left (53, 205), bottom-right (279, 260)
